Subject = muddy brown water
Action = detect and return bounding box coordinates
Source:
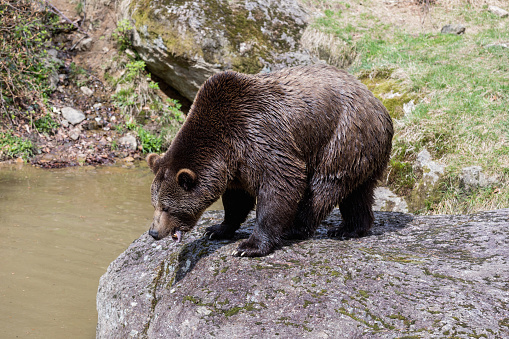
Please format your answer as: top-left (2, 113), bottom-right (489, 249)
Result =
top-left (0, 163), bottom-right (222, 338)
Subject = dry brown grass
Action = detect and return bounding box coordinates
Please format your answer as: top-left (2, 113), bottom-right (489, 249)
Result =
top-left (300, 28), bottom-right (357, 69)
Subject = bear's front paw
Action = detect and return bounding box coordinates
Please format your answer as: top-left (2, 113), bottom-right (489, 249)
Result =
top-left (204, 223), bottom-right (237, 240)
top-left (327, 226), bottom-right (369, 239)
top-left (232, 236), bottom-right (274, 257)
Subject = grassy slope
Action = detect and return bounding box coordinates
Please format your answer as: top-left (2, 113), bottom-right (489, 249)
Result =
top-left (305, 0), bottom-right (509, 213)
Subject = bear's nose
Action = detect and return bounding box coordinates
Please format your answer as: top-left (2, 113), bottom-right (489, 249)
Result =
top-left (149, 229), bottom-right (159, 239)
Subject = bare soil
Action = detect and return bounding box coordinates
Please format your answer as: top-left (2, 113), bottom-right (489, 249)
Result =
top-left (3, 0), bottom-right (143, 168)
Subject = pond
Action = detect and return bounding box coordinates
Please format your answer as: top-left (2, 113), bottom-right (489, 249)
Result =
top-left (0, 163), bottom-right (222, 338)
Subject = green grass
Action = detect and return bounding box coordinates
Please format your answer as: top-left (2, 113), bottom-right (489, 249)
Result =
top-left (124, 121), bottom-right (164, 154)
top-left (307, 0), bottom-right (509, 213)
top-left (34, 113), bottom-right (60, 135)
top-left (0, 131), bottom-right (34, 160)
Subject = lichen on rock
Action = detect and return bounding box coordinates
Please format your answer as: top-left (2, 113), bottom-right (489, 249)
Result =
top-left (119, 0), bottom-right (315, 101)
top-left (407, 148), bottom-right (446, 212)
top-left (97, 209), bottom-right (509, 338)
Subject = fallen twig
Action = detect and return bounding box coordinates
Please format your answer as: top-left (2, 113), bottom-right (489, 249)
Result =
top-left (70, 35), bottom-right (87, 51)
top-left (44, 0), bottom-right (89, 37)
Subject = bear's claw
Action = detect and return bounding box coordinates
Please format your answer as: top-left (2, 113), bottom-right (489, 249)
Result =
top-left (231, 249), bottom-right (248, 257)
top-left (204, 223), bottom-right (237, 240)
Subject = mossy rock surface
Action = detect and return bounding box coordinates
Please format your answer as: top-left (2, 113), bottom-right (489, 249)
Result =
top-left (358, 69), bottom-right (418, 120)
top-left (120, 0), bottom-right (314, 101)
top-left (97, 209), bottom-right (509, 338)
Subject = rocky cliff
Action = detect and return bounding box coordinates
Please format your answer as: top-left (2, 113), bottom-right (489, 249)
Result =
top-left (97, 209), bottom-right (509, 338)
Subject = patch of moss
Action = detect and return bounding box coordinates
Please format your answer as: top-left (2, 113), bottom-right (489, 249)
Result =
top-left (130, 0), bottom-right (201, 59)
top-left (358, 290), bottom-right (369, 298)
top-left (303, 300), bottom-right (313, 308)
top-left (407, 175), bottom-right (446, 213)
top-left (223, 306), bottom-right (242, 317)
top-left (231, 56), bottom-right (264, 74)
top-left (276, 317), bottom-right (313, 332)
top-left (419, 129), bottom-right (454, 158)
top-left (183, 295), bottom-right (202, 304)
top-left (388, 159), bottom-right (416, 195)
top-left (359, 72), bottom-right (417, 120)
top-left (130, 0), bottom-right (306, 74)
top-left (222, 302), bottom-right (262, 317)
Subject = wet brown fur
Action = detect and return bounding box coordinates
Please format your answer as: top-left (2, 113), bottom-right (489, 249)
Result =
top-left (147, 63), bottom-right (393, 257)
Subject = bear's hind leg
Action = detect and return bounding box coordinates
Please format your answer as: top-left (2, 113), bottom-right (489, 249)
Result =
top-left (286, 186), bottom-right (335, 240)
top-left (328, 179), bottom-right (376, 239)
top-left (205, 188), bottom-right (255, 240)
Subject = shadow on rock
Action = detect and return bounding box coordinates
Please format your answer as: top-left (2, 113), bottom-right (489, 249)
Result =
top-left (175, 210), bottom-right (414, 285)
top-left (316, 209), bottom-right (415, 239)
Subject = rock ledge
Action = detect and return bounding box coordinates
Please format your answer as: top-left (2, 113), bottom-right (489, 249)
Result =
top-left (97, 209), bottom-right (509, 338)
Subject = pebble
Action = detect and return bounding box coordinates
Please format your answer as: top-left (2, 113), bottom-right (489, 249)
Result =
top-left (488, 5), bottom-right (508, 18)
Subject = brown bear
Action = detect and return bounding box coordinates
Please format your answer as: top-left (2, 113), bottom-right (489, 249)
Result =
top-left (147, 63), bottom-right (393, 257)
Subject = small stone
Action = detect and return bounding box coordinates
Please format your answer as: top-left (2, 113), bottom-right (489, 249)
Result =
top-left (373, 187), bottom-right (408, 213)
top-left (383, 91), bottom-right (402, 99)
top-left (77, 154), bottom-right (87, 164)
top-left (119, 133), bottom-right (137, 150)
top-left (41, 154), bottom-right (54, 162)
top-left (460, 166), bottom-right (497, 190)
top-left (403, 100), bottom-right (415, 115)
top-left (125, 49), bottom-right (136, 59)
top-left (124, 156), bottom-right (135, 162)
top-left (441, 24), bottom-right (466, 35)
top-left (76, 37), bottom-right (93, 51)
top-left (414, 149), bottom-right (445, 184)
top-left (61, 107), bottom-right (85, 125)
top-left (84, 120), bottom-right (99, 130)
top-left (69, 128), bottom-right (81, 140)
top-left (49, 72), bottom-right (59, 91)
top-left (196, 306), bottom-right (212, 316)
top-left (46, 48), bottom-right (61, 64)
top-left (80, 86), bottom-right (94, 97)
top-left (488, 5), bottom-right (508, 18)
top-left (408, 148), bottom-right (446, 211)
top-left (485, 42), bottom-right (509, 49)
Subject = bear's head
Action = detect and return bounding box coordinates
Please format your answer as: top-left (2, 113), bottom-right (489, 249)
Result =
top-left (146, 153), bottom-right (205, 242)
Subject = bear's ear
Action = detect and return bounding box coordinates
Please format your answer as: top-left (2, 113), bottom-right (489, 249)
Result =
top-left (146, 153), bottom-right (161, 174)
top-left (176, 168), bottom-right (197, 191)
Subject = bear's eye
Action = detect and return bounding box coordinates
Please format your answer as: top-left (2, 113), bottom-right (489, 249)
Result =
top-left (162, 206), bottom-right (169, 213)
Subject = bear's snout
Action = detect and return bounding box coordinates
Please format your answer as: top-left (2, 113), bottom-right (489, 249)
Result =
top-left (149, 229), bottom-right (159, 239)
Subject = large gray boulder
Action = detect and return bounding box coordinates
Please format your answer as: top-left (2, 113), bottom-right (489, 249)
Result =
top-left (97, 209), bottom-right (509, 338)
top-left (117, 0), bottom-right (315, 101)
